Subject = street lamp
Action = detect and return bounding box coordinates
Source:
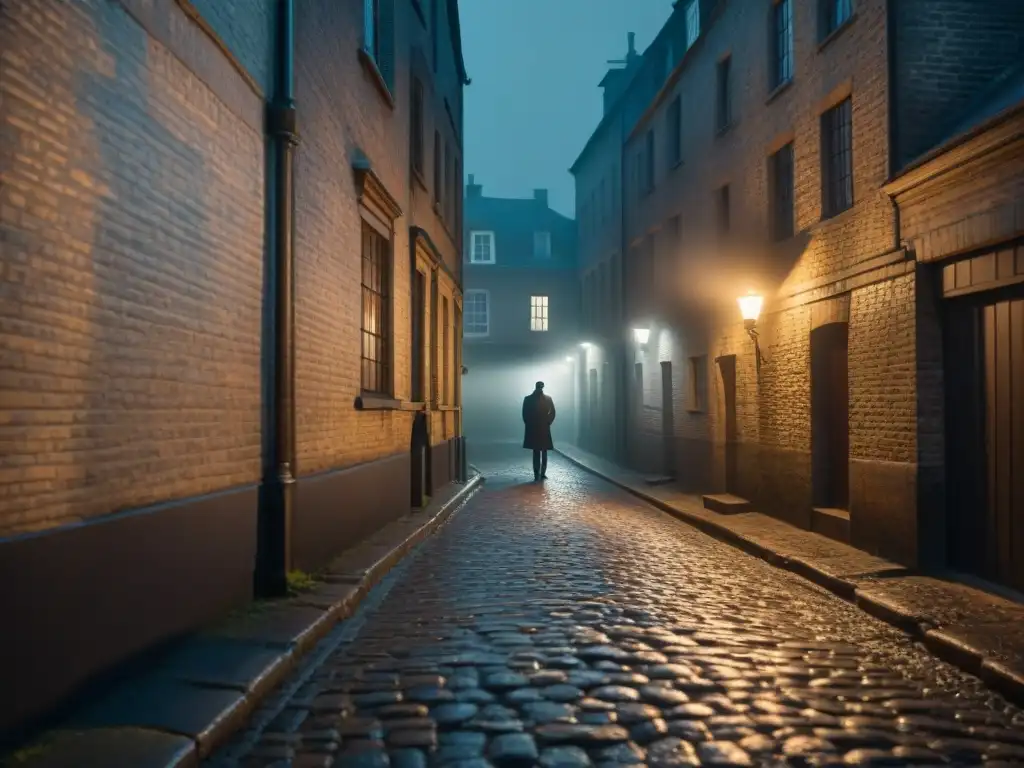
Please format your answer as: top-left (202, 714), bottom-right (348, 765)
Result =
top-left (633, 327), bottom-right (650, 346)
top-left (737, 291), bottom-right (767, 370)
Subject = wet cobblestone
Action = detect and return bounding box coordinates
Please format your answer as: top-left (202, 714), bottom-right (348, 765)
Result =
top-left (210, 455), bottom-right (1023, 767)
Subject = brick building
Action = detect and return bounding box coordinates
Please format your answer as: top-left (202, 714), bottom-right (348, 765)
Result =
top-left (0, 0), bottom-right (468, 735)
top-left (571, 33), bottom-right (642, 462)
top-left (462, 178), bottom-right (579, 448)
top-left (574, 0), bottom-right (1024, 583)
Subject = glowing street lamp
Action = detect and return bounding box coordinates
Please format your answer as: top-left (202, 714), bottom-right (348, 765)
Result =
top-left (633, 327), bottom-right (650, 346)
top-left (737, 291), bottom-right (767, 370)
top-left (737, 291), bottom-right (764, 331)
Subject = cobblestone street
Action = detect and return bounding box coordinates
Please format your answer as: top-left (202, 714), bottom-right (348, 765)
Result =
top-left (211, 450), bottom-right (1024, 767)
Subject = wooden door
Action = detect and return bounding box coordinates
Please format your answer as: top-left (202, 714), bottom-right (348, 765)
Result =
top-left (981, 295), bottom-right (1024, 590)
top-left (717, 355), bottom-right (738, 493)
top-left (811, 323), bottom-right (850, 509)
top-left (661, 361), bottom-right (675, 477)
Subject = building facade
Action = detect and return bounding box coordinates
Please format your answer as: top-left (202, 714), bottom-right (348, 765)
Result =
top-left (574, 0), bottom-right (1024, 584)
top-left (462, 178), bottom-right (578, 448)
top-left (0, 0), bottom-right (467, 735)
top-left (570, 34), bottom-right (642, 462)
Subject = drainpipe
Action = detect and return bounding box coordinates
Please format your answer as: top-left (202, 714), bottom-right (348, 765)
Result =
top-left (615, 110), bottom-right (630, 466)
top-left (257, 0), bottom-right (298, 598)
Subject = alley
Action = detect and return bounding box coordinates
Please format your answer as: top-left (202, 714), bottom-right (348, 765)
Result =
top-left (211, 451), bottom-right (1024, 767)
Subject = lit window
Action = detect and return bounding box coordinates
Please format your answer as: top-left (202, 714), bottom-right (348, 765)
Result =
top-left (530, 295), bottom-right (549, 332)
top-left (464, 290), bottom-right (489, 336)
top-left (468, 231), bottom-right (495, 264)
top-left (534, 231), bottom-right (551, 258)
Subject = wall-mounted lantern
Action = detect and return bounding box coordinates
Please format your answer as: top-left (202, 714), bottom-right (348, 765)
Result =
top-left (633, 327), bottom-right (650, 346)
top-left (737, 291), bottom-right (767, 370)
top-left (565, 356), bottom-right (575, 363)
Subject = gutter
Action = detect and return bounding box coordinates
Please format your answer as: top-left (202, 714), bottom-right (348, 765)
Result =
top-left (257, 0), bottom-right (299, 598)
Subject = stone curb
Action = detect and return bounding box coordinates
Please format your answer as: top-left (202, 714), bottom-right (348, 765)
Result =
top-left (556, 449), bottom-right (1024, 708)
top-left (7, 475), bottom-right (485, 768)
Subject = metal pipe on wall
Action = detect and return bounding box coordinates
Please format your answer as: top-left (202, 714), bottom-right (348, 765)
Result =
top-left (257, 0), bottom-right (299, 598)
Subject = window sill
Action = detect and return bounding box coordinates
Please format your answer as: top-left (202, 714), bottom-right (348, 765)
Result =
top-left (686, 408), bottom-right (706, 415)
top-left (817, 202), bottom-right (856, 226)
top-left (357, 47), bottom-right (395, 109)
top-left (437, 405), bottom-right (461, 412)
top-left (670, 158), bottom-right (684, 171)
top-left (715, 120), bottom-right (735, 139)
top-left (355, 393), bottom-right (403, 411)
top-left (818, 13), bottom-right (856, 52)
top-left (766, 78), bottom-right (793, 105)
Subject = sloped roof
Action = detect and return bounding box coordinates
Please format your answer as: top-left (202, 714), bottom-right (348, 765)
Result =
top-left (448, 0), bottom-right (470, 85)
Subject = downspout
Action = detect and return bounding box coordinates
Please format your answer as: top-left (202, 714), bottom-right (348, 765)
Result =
top-left (257, 0), bottom-right (298, 598)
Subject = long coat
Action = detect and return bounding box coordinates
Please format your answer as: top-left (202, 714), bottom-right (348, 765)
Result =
top-left (522, 391), bottom-right (556, 451)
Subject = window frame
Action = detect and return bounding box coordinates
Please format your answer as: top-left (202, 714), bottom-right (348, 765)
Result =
top-left (667, 95), bottom-right (683, 168)
top-left (685, 0), bottom-right (700, 49)
top-left (821, 97), bottom-right (854, 219)
top-left (463, 289), bottom-right (491, 337)
top-left (360, 220), bottom-right (392, 395)
top-left (410, 77), bottom-right (425, 177)
top-left (644, 129), bottom-right (655, 194)
top-left (769, 142), bottom-right (795, 241)
top-left (716, 55), bottom-right (732, 134)
top-left (819, 0), bottom-right (854, 41)
top-left (770, 0), bottom-right (794, 91)
top-left (433, 131), bottom-right (442, 206)
top-left (363, 0), bottom-right (380, 61)
top-left (468, 230), bottom-right (496, 264)
top-left (716, 184), bottom-right (731, 235)
top-left (530, 295), bottom-right (550, 332)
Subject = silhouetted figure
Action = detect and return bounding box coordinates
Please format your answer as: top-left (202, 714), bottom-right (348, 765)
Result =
top-left (523, 381), bottom-right (556, 481)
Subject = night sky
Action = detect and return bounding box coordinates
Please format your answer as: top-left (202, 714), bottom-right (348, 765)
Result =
top-left (460, 1), bottom-right (673, 217)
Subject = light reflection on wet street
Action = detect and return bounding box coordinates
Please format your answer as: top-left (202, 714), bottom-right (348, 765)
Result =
top-left (212, 448), bottom-right (1024, 767)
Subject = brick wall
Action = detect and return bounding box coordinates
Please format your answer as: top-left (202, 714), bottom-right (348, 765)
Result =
top-left (293, 0), bottom-right (463, 475)
top-left (892, 0), bottom-right (1024, 169)
top-left (0, 0), bottom-right (265, 535)
top-left (188, 0), bottom-right (274, 93)
top-left (608, 0), bottom-right (926, 552)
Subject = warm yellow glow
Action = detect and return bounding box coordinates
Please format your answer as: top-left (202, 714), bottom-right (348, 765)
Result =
top-left (633, 327), bottom-right (651, 345)
top-left (737, 292), bottom-right (764, 323)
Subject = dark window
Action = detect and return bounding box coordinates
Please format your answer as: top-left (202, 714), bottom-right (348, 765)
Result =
top-left (454, 155), bottom-right (462, 231)
top-left (716, 185), bottom-right (730, 234)
top-left (361, 221), bottom-right (390, 394)
top-left (771, 0), bottom-right (793, 89)
top-left (411, 78), bottom-right (424, 176)
top-left (770, 142), bottom-right (795, 240)
top-left (820, 0), bottom-right (853, 39)
top-left (442, 296), bottom-right (450, 404)
top-left (667, 95), bottom-right (682, 167)
top-left (363, 0), bottom-right (394, 89)
top-left (433, 131), bottom-right (441, 205)
top-left (644, 129), bottom-right (655, 193)
top-left (412, 269), bottom-right (426, 402)
top-left (821, 97), bottom-right (854, 218)
top-left (430, 0), bottom-right (438, 70)
top-left (716, 56), bottom-right (732, 133)
top-left (364, 0), bottom-right (380, 61)
top-left (444, 140), bottom-right (452, 222)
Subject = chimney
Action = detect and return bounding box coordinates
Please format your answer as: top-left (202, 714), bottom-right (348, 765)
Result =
top-left (533, 188), bottom-right (548, 207)
top-left (466, 173), bottom-right (482, 198)
top-left (627, 32), bottom-right (636, 58)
